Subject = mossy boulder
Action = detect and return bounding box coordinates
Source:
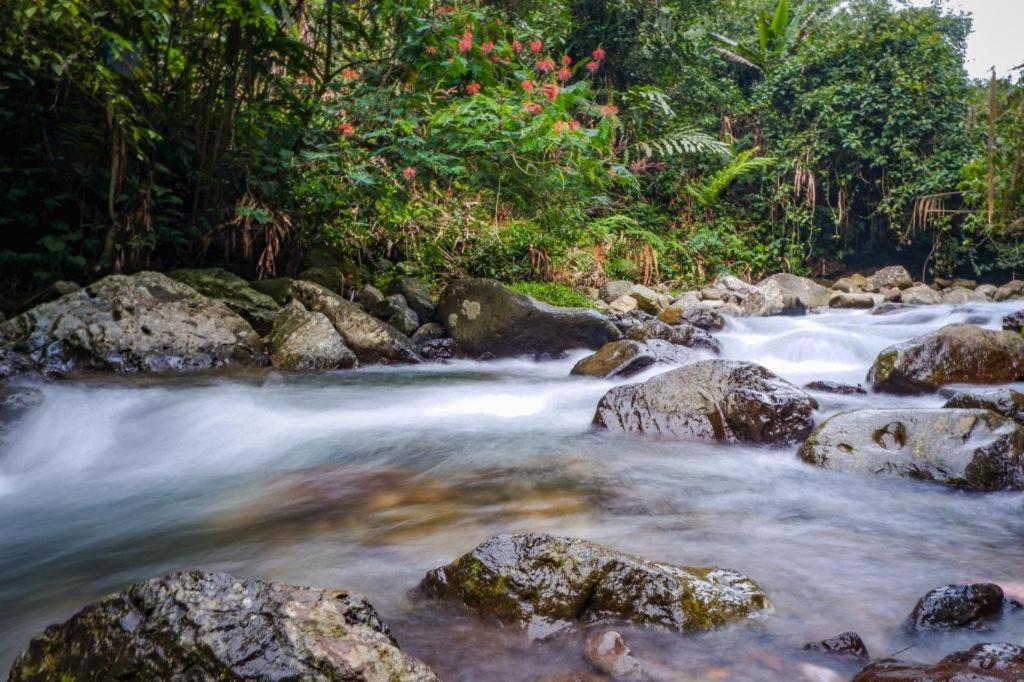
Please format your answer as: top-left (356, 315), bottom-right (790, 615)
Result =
top-left (418, 533), bottom-right (769, 633)
top-left (571, 339), bottom-right (695, 379)
top-left (266, 302), bottom-right (357, 370)
top-left (798, 408), bottom-right (1024, 490)
top-left (438, 278), bottom-right (621, 358)
top-left (0, 271), bottom-right (262, 376)
top-left (8, 570), bottom-right (439, 682)
top-left (249, 277), bottom-right (295, 305)
top-left (868, 324), bottom-right (1024, 394)
top-left (592, 360), bottom-right (817, 445)
top-left (169, 267), bottom-right (280, 334)
top-left (853, 642), bottom-right (1024, 681)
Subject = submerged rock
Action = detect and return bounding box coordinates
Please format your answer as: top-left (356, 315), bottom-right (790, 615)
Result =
top-left (0, 271), bottom-right (262, 376)
top-left (868, 324), bottom-right (1024, 394)
top-left (266, 301), bottom-right (356, 370)
top-left (438, 278), bottom-right (620, 358)
top-left (944, 387), bottom-right (1024, 422)
top-left (853, 642), bottom-right (1024, 681)
top-left (571, 339), bottom-right (694, 379)
top-left (803, 632), bottom-right (869, 659)
top-left (803, 380), bottom-right (867, 395)
top-left (584, 631), bottom-right (645, 680)
top-left (907, 583), bottom-right (1017, 632)
top-left (418, 533), bottom-right (769, 633)
top-left (8, 570), bottom-right (438, 682)
top-left (592, 360), bottom-right (817, 445)
top-left (169, 267), bottom-right (280, 335)
top-left (798, 408), bottom-right (1024, 490)
top-left (292, 280), bottom-right (420, 364)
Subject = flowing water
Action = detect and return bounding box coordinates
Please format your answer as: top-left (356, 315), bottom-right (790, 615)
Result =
top-left (2, 302), bottom-right (1024, 680)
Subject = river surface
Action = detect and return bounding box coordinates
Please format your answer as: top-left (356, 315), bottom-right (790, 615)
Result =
top-left (2, 302), bottom-right (1024, 680)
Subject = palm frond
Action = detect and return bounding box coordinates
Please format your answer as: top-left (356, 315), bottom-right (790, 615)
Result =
top-left (634, 127), bottom-right (732, 159)
top-left (709, 33), bottom-right (764, 71)
top-left (686, 150), bottom-right (776, 206)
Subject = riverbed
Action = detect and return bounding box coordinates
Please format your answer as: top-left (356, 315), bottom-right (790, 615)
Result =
top-left (2, 302), bottom-right (1023, 679)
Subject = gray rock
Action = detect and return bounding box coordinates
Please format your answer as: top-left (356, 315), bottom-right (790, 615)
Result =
top-left (418, 337), bottom-right (464, 361)
top-left (608, 295), bottom-right (639, 315)
top-left (758, 273), bottom-right (831, 308)
top-left (713, 273), bottom-right (757, 296)
top-left (593, 360), bottom-right (817, 445)
top-left (438, 278), bottom-right (621, 358)
top-left (390, 278), bottom-right (436, 322)
top-left (418, 533), bottom-right (769, 633)
top-left (291, 280), bottom-right (420, 364)
top-left (626, 285), bottom-right (664, 314)
top-left (853, 642), bottom-right (1024, 681)
top-left (907, 583), bottom-right (1016, 632)
top-left (600, 280), bottom-right (634, 304)
top-left (1002, 309), bottom-right (1024, 332)
top-left (868, 324), bottom-right (1024, 394)
top-left (803, 380), bottom-right (866, 395)
top-left (584, 631), bottom-right (646, 680)
top-left (829, 292), bottom-right (881, 309)
top-left (266, 302), bottom-right (356, 370)
top-left (355, 284), bottom-right (385, 310)
top-left (657, 302), bottom-right (725, 331)
top-left (0, 272), bottom-right (262, 375)
top-left (249, 277), bottom-right (295, 305)
top-left (8, 570), bottom-right (438, 682)
top-left (831, 274), bottom-right (868, 293)
top-left (374, 294), bottom-right (420, 336)
top-left (169, 267), bottom-right (281, 335)
top-left (804, 631), bottom-right (869, 659)
top-left (994, 280), bottom-right (1024, 302)
top-left (900, 284), bottom-right (941, 305)
top-left (798, 408), bottom-right (1024, 490)
top-left (410, 322), bottom-right (445, 345)
top-left (617, 315), bottom-right (720, 353)
top-left (944, 388), bottom-right (1024, 422)
top-left (976, 283), bottom-right (997, 298)
top-left (867, 266), bottom-right (913, 291)
top-left (942, 286), bottom-right (987, 304)
top-left (571, 339), bottom-right (695, 379)
top-left (740, 279), bottom-right (807, 316)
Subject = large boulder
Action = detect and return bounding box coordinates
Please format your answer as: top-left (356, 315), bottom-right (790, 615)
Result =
top-left (944, 388), bottom-right (1024, 422)
top-left (8, 570), bottom-right (438, 682)
top-left (758, 273), bottom-right (831, 308)
top-left (867, 266), bottom-right (913, 291)
top-left (994, 280), bottom-right (1024, 301)
top-left (266, 302), bottom-right (357, 370)
top-left (797, 408), bottom-right (1024, 490)
top-left (592, 360), bottom-right (817, 445)
top-left (868, 324), bottom-right (1024, 394)
top-left (418, 533), bottom-right (769, 633)
top-left (616, 315), bottom-right (720, 353)
top-left (853, 642), bottom-right (1024, 682)
top-left (901, 283), bottom-right (942, 305)
top-left (291, 280), bottom-right (420, 364)
top-left (0, 271), bottom-right (262, 376)
top-left (438, 279), bottom-right (621, 357)
top-left (740, 278), bottom-right (807, 317)
top-left (169, 267), bottom-right (280, 335)
top-left (906, 583), bottom-right (1017, 632)
top-left (571, 339), bottom-right (695, 379)
top-left (389, 277), bottom-right (436, 323)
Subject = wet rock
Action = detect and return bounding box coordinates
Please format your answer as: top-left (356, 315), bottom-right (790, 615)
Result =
top-left (374, 294), bottom-right (420, 336)
top-left (8, 570), bottom-right (439, 682)
top-left (976, 284), bottom-right (997, 298)
top-left (571, 340), bottom-right (694, 379)
top-left (832, 274), bottom-right (868, 293)
top-left (355, 284), bottom-right (385, 310)
top-left (867, 266), bottom-right (913, 291)
top-left (266, 301), bottom-right (356, 370)
top-left (828, 292), bottom-right (881, 309)
top-left (797, 408), bottom-right (1024, 490)
top-left (600, 280), bottom-right (634, 304)
top-left (418, 533), bottom-right (769, 633)
top-left (740, 278), bottom-right (807, 317)
top-left (942, 286), bottom-right (987, 304)
top-left (900, 284), bottom-right (942, 305)
top-left (410, 322), bottom-right (446, 345)
top-left (593, 360), bottom-right (817, 445)
top-left (871, 303), bottom-right (907, 315)
top-left (249, 277), bottom-right (294, 305)
top-left (585, 631), bottom-right (645, 680)
top-left (994, 280), bottom-right (1024, 302)
top-left (907, 583), bottom-right (1016, 632)
top-left (803, 632), bottom-right (869, 659)
top-left (944, 388), bottom-right (1024, 422)
top-left (803, 380), bottom-right (867, 395)
top-left (438, 279), bottom-right (621, 358)
top-left (609, 295), bottom-right (639, 315)
top-left (418, 337), bottom-right (464, 361)
top-left (617, 315), bottom-right (720, 353)
top-left (868, 324), bottom-right (1024, 394)
top-left (0, 271), bottom-right (262, 375)
top-left (657, 302), bottom-right (725, 331)
top-left (390, 277), bottom-right (437, 323)
top-left (1002, 309), bottom-right (1024, 332)
top-left (759, 273), bottom-right (831, 308)
top-left (169, 267), bottom-right (280, 335)
top-left (292, 280), bottom-right (420, 364)
top-left (853, 642), bottom-right (1024, 681)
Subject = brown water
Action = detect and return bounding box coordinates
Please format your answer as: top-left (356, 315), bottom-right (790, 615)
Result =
top-left (2, 302), bottom-right (1023, 680)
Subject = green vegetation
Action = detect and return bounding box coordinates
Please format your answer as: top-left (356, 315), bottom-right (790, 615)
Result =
top-left (0, 0), bottom-right (1020, 304)
top-left (510, 282), bottom-right (597, 308)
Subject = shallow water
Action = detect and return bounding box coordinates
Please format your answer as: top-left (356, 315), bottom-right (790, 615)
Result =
top-left (2, 301), bottom-right (1024, 679)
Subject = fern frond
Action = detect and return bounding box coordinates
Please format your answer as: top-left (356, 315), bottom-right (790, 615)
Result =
top-left (634, 127), bottom-right (731, 159)
top-left (686, 150), bottom-right (776, 206)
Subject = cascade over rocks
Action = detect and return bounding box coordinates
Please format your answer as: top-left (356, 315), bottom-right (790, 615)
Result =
top-left (853, 642), bottom-right (1024, 682)
top-left (571, 339), bottom-right (695, 379)
top-left (592, 360), bottom-right (817, 444)
top-left (868, 324), bottom-right (1024, 393)
top-left (169, 267), bottom-right (281, 335)
top-left (798, 408), bottom-right (1024, 490)
top-left (944, 387), bottom-right (1024, 422)
top-left (906, 583), bottom-right (1018, 632)
top-left (438, 278), bottom-right (621, 357)
top-left (0, 271), bottom-right (262, 376)
top-left (266, 301), bottom-right (357, 370)
top-left (291, 280), bottom-right (421, 364)
top-left (418, 533), bottom-right (769, 633)
top-left (8, 570), bottom-right (439, 682)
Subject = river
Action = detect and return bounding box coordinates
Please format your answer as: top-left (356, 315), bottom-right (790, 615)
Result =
top-left (2, 301), bottom-right (1023, 679)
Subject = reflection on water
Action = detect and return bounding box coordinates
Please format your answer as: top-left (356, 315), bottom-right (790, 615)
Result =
top-left (2, 301), bottom-right (1024, 678)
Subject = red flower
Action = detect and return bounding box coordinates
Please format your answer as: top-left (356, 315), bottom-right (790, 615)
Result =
top-left (553, 120), bottom-right (568, 134)
top-left (338, 122), bottom-right (355, 137)
top-left (600, 104), bottom-right (619, 117)
top-left (481, 41), bottom-right (495, 53)
top-left (341, 68), bottom-right (358, 80)
top-left (541, 83), bottom-right (559, 101)
top-left (561, 55), bottom-right (573, 66)
top-left (529, 40), bottom-right (543, 54)
top-left (436, 5), bottom-right (453, 13)
top-left (458, 31), bottom-right (473, 53)
top-left (591, 47), bottom-right (606, 61)
top-left (568, 119), bottom-right (581, 131)
top-left (536, 57), bottom-right (555, 73)
top-left (585, 60), bottom-right (601, 73)
top-left (557, 67), bottom-right (571, 82)
top-left (402, 167), bottom-right (416, 181)
top-left (520, 79), bottom-right (536, 93)
top-left (511, 40), bottom-right (523, 52)
top-left (425, 45), bottom-right (437, 55)
top-left (466, 82), bottom-right (481, 96)
top-left (522, 101), bottom-right (542, 115)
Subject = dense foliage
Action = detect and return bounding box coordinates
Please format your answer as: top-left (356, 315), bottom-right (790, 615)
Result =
top-left (0, 0), bottom-right (1020, 303)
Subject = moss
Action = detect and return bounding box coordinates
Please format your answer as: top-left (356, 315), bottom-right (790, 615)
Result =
top-left (509, 282), bottom-right (597, 309)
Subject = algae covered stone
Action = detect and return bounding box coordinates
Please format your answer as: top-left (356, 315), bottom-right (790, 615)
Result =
top-left (169, 267), bottom-right (280, 334)
top-left (419, 533), bottom-right (769, 633)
